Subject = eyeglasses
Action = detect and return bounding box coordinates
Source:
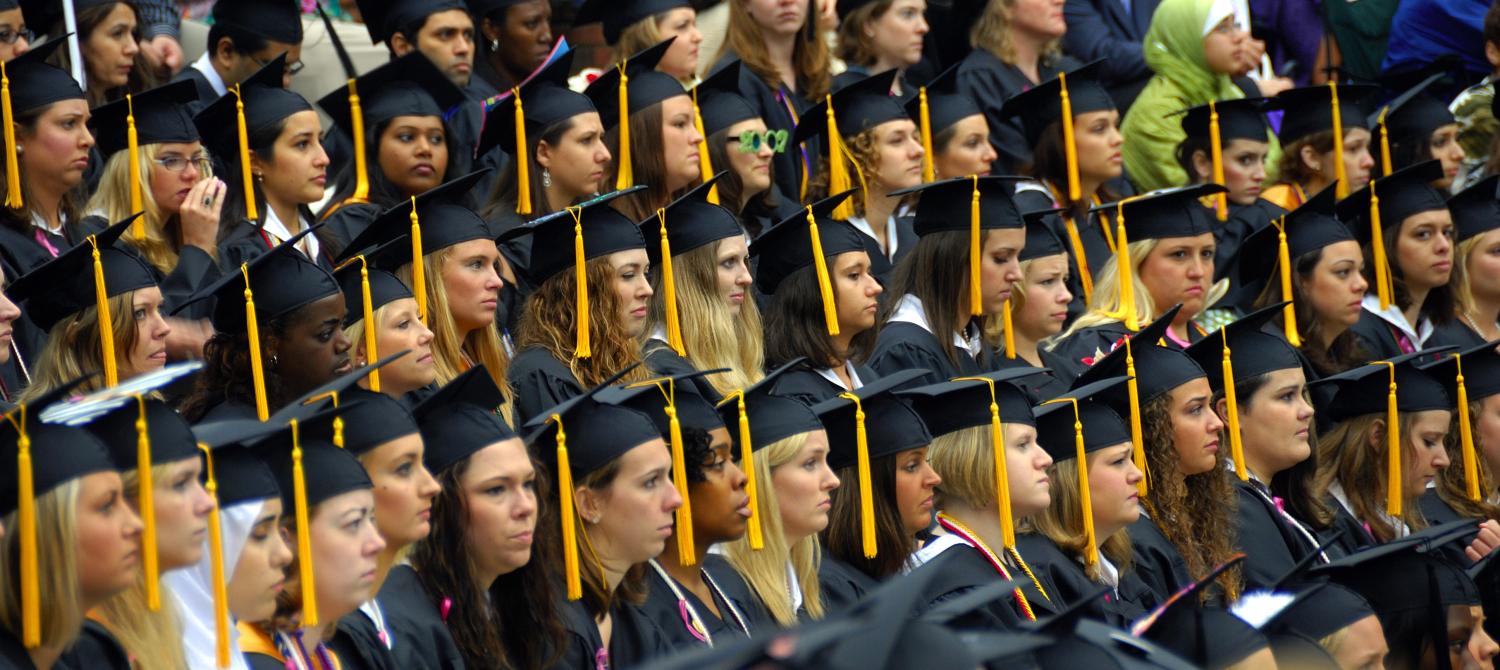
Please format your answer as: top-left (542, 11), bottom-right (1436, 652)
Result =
top-left (251, 54), bottom-right (305, 76)
top-left (0, 28), bottom-right (34, 45)
top-left (153, 155), bottom-right (212, 174)
top-left (729, 129), bottom-right (789, 154)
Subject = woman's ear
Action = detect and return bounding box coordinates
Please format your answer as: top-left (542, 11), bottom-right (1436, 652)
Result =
top-left (1368, 418), bottom-right (1387, 451)
top-left (575, 485), bottom-right (602, 524)
top-left (480, 16), bottom-right (503, 42)
top-left (1214, 397), bottom-right (1230, 424)
top-left (1299, 143), bottom-right (1323, 175)
top-left (248, 150), bottom-right (268, 182)
top-left (1191, 149), bottom-right (1212, 183)
top-left (535, 140), bottom-right (553, 170)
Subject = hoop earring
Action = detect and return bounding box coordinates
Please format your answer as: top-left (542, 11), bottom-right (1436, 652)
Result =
top-left (542, 168), bottom-right (552, 188)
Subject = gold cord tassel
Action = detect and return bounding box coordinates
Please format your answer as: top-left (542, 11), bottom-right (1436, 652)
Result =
top-left (233, 85), bottom-right (258, 222)
top-left (126, 94), bottom-right (144, 239)
top-left (1377, 108), bottom-right (1392, 178)
top-left (290, 419), bottom-right (317, 626)
top-left (662, 383), bottom-right (695, 565)
top-left (839, 392), bottom-right (877, 559)
top-left (1124, 338), bottom-right (1148, 496)
top-left (1330, 83), bottom-right (1348, 200)
top-left (807, 207), bottom-right (840, 337)
top-left (1209, 100), bottom-right (1227, 221)
top-left (969, 176), bottom-right (982, 317)
top-left (513, 86), bottom-right (532, 215)
top-left (1002, 301), bottom-right (1017, 359)
top-left (13, 407), bottom-right (37, 646)
top-left (1222, 343), bottom-right (1249, 481)
top-left (358, 258), bottom-right (380, 392)
top-left (1046, 398), bottom-right (1097, 566)
top-left (1063, 217), bottom-right (1093, 302)
top-left (1114, 203), bottom-right (1138, 331)
top-left (1457, 355), bottom-right (1481, 501)
top-left (918, 87), bottom-right (935, 183)
top-left (691, 89), bottom-right (717, 204)
top-left (731, 391), bottom-right (763, 549)
top-left (570, 207), bottom-right (590, 358)
top-left (1273, 218), bottom-right (1301, 347)
top-left (1369, 182), bottom-right (1392, 310)
top-left (89, 237), bottom-right (119, 388)
top-left (615, 62), bottom-right (633, 190)
top-left (1060, 72), bottom-right (1081, 202)
top-left (553, 414), bottom-right (582, 599)
top-left (349, 79), bottom-right (369, 203)
top-left (658, 210), bottom-right (685, 356)
top-left (198, 443), bottom-right (230, 668)
top-left (242, 265), bottom-right (269, 421)
top-left (957, 377), bottom-right (1015, 548)
top-left (135, 396), bottom-right (160, 610)
top-left (2, 61), bottom-right (20, 209)
top-left (409, 197), bottom-right (427, 326)
top-left (1375, 361), bottom-right (1401, 517)
top-left (827, 96), bottom-right (855, 220)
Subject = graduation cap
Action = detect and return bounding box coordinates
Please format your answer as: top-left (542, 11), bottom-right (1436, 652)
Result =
top-left (905, 64), bottom-right (984, 183)
top-left (1266, 632), bottom-right (1342, 670)
top-left (598, 369), bottom-right (726, 565)
top-left (1179, 98), bottom-right (1272, 220)
top-left (0, 37), bottom-right (80, 209)
top-left (413, 364), bottom-right (516, 476)
top-left (498, 187), bottom-right (645, 356)
top-left (813, 369), bottom-right (933, 559)
top-left (585, 38), bottom-right (687, 189)
top-left (210, 0), bottom-right (304, 44)
top-left (692, 60), bottom-right (758, 139)
top-left (574, 0), bottom-right (691, 44)
top-left (748, 191), bottom-right (868, 335)
top-left (1417, 341), bottom-right (1500, 504)
top-left (1335, 160), bottom-right (1448, 312)
top-left (317, 52), bottom-right (467, 208)
top-left (640, 174), bottom-right (744, 355)
top-left (999, 60), bottom-right (1114, 204)
top-left (898, 368), bottom-right (1045, 549)
top-left (333, 239), bottom-right (414, 393)
top-left (1254, 583), bottom-right (1376, 642)
top-left (522, 364), bottom-right (664, 599)
top-left (174, 226), bottom-right (340, 420)
top-left (793, 69), bottom-right (907, 220)
top-left (1447, 174), bottom-right (1500, 243)
top-left (193, 53), bottom-right (311, 223)
top-left (1134, 555), bottom-right (1271, 670)
top-left (1073, 305), bottom-right (1205, 489)
top-left (1087, 184), bottom-right (1225, 331)
top-left (1235, 184), bottom-right (1349, 346)
top-left (89, 80), bottom-right (201, 235)
top-left (355, 0), bottom-right (467, 45)
top-left (478, 51), bottom-right (595, 216)
top-left (891, 176), bottom-right (1028, 325)
top-left (1311, 535), bottom-right (1479, 650)
top-left (1034, 375), bottom-right (1132, 566)
top-left (0, 374), bottom-right (117, 647)
top-left (1020, 205), bottom-right (1069, 262)
top-left (1270, 83), bottom-right (1380, 198)
top-left (1371, 73), bottom-right (1455, 177)
top-left (7, 215), bottom-right (155, 387)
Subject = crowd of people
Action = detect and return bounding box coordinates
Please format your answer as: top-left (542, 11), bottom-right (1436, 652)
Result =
top-left (0, 0), bottom-right (1499, 668)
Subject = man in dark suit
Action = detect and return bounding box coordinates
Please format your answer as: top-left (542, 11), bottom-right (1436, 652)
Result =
top-left (1061, 0), bottom-right (1159, 113)
top-left (172, 0), bottom-right (305, 111)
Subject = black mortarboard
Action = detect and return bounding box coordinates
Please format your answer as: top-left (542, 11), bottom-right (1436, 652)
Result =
top-left (175, 226), bottom-right (340, 333)
top-left (1179, 97), bottom-right (1272, 144)
top-left (1033, 376), bottom-right (1133, 462)
top-left (792, 69), bottom-right (907, 150)
top-left (8, 214), bottom-right (155, 331)
top-left (889, 175), bottom-right (1027, 236)
top-left (192, 54), bottom-right (312, 174)
top-left (1310, 350), bottom-right (1455, 423)
top-left (692, 61), bottom-right (758, 137)
top-left (1135, 557), bottom-right (1270, 670)
top-left (814, 369), bottom-right (934, 471)
top-left (1372, 73), bottom-right (1455, 149)
top-left (355, 0), bottom-right (467, 44)
top-left (1090, 183), bottom-right (1226, 242)
top-left (1019, 206), bottom-right (1069, 261)
top-left (1237, 184), bottom-right (1350, 282)
top-left (1270, 84), bottom-right (1379, 145)
top-left (4, 37), bottom-right (81, 114)
top-left (999, 60), bottom-right (1115, 148)
top-left (1336, 160), bottom-right (1449, 242)
top-left (478, 51), bottom-right (595, 157)
top-left (89, 79), bottom-right (200, 157)
top-left (585, 38), bottom-right (686, 131)
top-left (255, 407), bottom-right (373, 509)
top-left (1267, 632), bottom-right (1342, 670)
top-left (1312, 535), bottom-right (1480, 625)
top-left (640, 173), bottom-right (744, 265)
top-left (1185, 303), bottom-right (1304, 392)
top-left (334, 242), bottom-right (414, 329)
top-left (266, 351), bottom-right (421, 457)
top-left (73, 393), bottom-right (200, 473)
top-left (748, 191), bottom-right (867, 294)
top-left (211, 0), bottom-right (305, 44)
top-left (905, 64), bottom-right (983, 164)
top-left (1074, 305), bottom-right (1206, 405)
top-left (464, 0), bottom-right (532, 17)
top-left (317, 51), bottom-right (466, 144)
top-left (497, 186), bottom-right (647, 283)
top-left (575, 0), bottom-right (691, 44)
top-left (897, 368), bottom-right (1045, 436)
top-left (720, 358), bottom-right (825, 452)
top-left (598, 369), bottom-right (728, 435)
top-left (1447, 174), bottom-right (1500, 242)
top-left (346, 170), bottom-right (495, 273)
top-left (413, 365), bottom-right (516, 476)
top-left (1419, 339), bottom-right (1500, 403)
top-left (1256, 583), bottom-right (1375, 642)
top-left (191, 419), bottom-right (282, 507)
top-left (19, 0), bottom-right (110, 35)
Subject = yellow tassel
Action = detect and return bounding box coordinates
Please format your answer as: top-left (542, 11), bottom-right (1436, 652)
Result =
top-left (1063, 217), bottom-right (1094, 302)
top-left (731, 391), bottom-right (762, 549)
top-left (1330, 83), bottom-right (1348, 200)
top-left (1373, 361), bottom-right (1401, 517)
top-left (408, 197), bottom-right (427, 326)
top-left (358, 259), bottom-right (380, 393)
top-left (290, 419), bottom-right (318, 627)
top-left (1222, 343), bottom-right (1249, 481)
top-left (197, 443), bottom-right (230, 668)
top-left (233, 85), bottom-right (258, 222)
top-left (1060, 72), bottom-right (1081, 202)
top-left (1273, 217), bottom-right (1301, 347)
top-left (513, 86), bottom-right (532, 215)
top-left (13, 406), bottom-right (36, 647)
top-left (570, 207), bottom-right (591, 358)
top-left (1209, 100), bottom-right (1227, 221)
top-left (1002, 300), bottom-right (1017, 360)
top-left (2, 60), bottom-right (20, 209)
top-left (826, 96), bottom-right (855, 221)
top-left (1124, 338), bottom-right (1148, 497)
top-left (658, 210), bottom-right (685, 356)
top-left (691, 89), bottom-right (717, 204)
top-left (956, 377), bottom-right (1015, 548)
top-left (126, 94), bottom-right (143, 239)
top-left (135, 396), bottom-right (160, 610)
top-left (1377, 107), bottom-right (1392, 178)
top-left (969, 176), bottom-right (982, 317)
top-left (89, 237), bottom-right (119, 388)
top-left (1369, 181), bottom-right (1392, 311)
top-left (1115, 203), bottom-right (1137, 331)
top-left (553, 414), bottom-right (582, 600)
top-left (918, 87), bottom-right (935, 183)
top-left (806, 207), bottom-right (840, 337)
top-left (662, 381), bottom-right (695, 565)
top-left (839, 392), bottom-right (877, 559)
top-left (349, 79), bottom-right (369, 204)
top-left (1457, 355), bottom-right (1481, 501)
top-left (1045, 398), bottom-right (1096, 565)
top-left (615, 62), bottom-right (632, 190)
top-left (242, 266), bottom-right (269, 421)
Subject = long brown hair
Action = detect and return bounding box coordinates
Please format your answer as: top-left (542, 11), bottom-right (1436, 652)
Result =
top-left (484, 117), bottom-right (578, 223)
top-left (606, 102), bottom-right (685, 222)
top-left (1435, 401), bottom-right (1500, 522)
top-left (1024, 121), bottom-right (1119, 218)
top-left (515, 257), bottom-right (650, 389)
top-left (834, 1), bottom-right (894, 68)
top-left (881, 229), bottom-right (983, 371)
top-left (969, 0), bottom-right (1064, 63)
top-left (764, 260), bottom-right (879, 369)
top-left (1314, 412), bottom-right (1435, 542)
top-left (821, 454), bottom-right (913, 580)
top-left (1251, 246), bottom-right (1369, 377)
top-left (717, 0), bottom-right (831, 102)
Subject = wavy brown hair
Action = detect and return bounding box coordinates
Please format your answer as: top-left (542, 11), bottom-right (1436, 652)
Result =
top-left (1435, 401), bottom-right (1500, 522)
top-left (834, 1), bottom-right (894, 68)
top-left (764, 259), bottom-right (880, 369)
top-left (515, 257), bottom-right (650, 389)
top-left (606, 101), bottom-right (689, 222)
top-left (717, 0), bottom-right (830, 102)
top-left (1251, 246), bottom-right (1370, 377)
top-left (1314, 412), bottom-right (1437, 543)
top-left (821, 454), bottom-right (913, 580)
top-left (881, 229), bottom-right (984, 372)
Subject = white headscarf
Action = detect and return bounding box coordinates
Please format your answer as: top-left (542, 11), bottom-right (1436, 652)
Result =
top-left (166, 500), bottom-right (266, 670)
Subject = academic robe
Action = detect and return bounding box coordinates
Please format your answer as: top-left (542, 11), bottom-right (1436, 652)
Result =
top-left (991, 349), bottom-right (1071, 402)
top-left (507, 346), bottom-right (585, 427)
top-left (768, 363), bottom-right (875, 407)
top-left (700, 556), bottom-right (776, 632)
top-left (337, 566), bottom-right (464, 670)
top-left (634, 557), bottom-right (763, 652)
top-left (953, 49), bottom-right (1080, 175)
top-left (241, 620), bottom-right (380, 670)
top-left (171, 65), bottom-right (219, 112)
top-left (1044, 210), bottom-right (1116, 321)
top-left (54, 621), bottom-right (131, 670)
top-left (817, 555), bottom-right (877, 612)
top-left (1047, 319), bottom-right (1205, 383)
top-left (1215, 199), bottom-right (1287, 314)
top-left (556, 598), bottom-right (675, 669)
top-left (855, 216), bottom-right (918, 288)
top-left (912, 543), bottom-right (1060, 629)
top-left (867, 321), bottom-right (984, 387)
top-left (1428, 319), bottom-right (1488, 350)
top-left (197, 398), bottom-right (262, 423)
top-left (0, 625), bottom-right (38, 669)
top-left (1323, 497), bottom-right (1379, 557)
top-left (1234, 478), bottom-right (1319, 589)
top-left (1125, 514), bottom-right (1193, 608)
top-left (1012, 533), bottom-right (1151, 628)
top-left (1347, 308), bottom-right (1416, 361)
top-left (316, 202), bottom-right (383, 261)
top-left (73, 212), bottom-right (224, 320)
top-left (642, 340), bottom-right (723, 404)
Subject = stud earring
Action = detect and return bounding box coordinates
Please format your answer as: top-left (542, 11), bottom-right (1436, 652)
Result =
top-left (542, 167), bottom-right (552, 188)
top-left (491, 38), bottom-right (500, 51)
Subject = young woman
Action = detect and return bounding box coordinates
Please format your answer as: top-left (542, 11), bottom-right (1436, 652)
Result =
top-left (0, 268), bottom-right (26, 405)
top-left (818, 371), bottom-right (940, 585)
top-left (1048, 185), bottom-right (1222, 381)
top-left (1261, 84), bottom-right (1377, 211)
top-left (1432, 174), bottom-right (1500, 347)
top-left (713, 0), bottom-right (833, 203)
top-left (585, 39), bottom-right (703, 222)
top-left (640, 178), bottom-right (763, 402)
top-left (407, 365), bottom-right (562, 670)
top-left (193, 55), bottom-right (332, 269)
top-left (832, 0), bottom-right (929, 96)
top-left (796, 70), bottom-right (921, 269)
top-left (693, 62), bottom-right (783, 237)
top-left (1120, 0), bottom-right (1253, 192)
top-left (587, 0), bottom-right (704, 85)
top-left (1338, 161), bottom-right (1456, 359)
top-left (1416, 344), bottom-right (1500, 532)
top-left (332, 262), bottom-right (436, 401)
top-left (906, 65), bottom-right (998, 181)
top-left (902, 370), bottom-right (1062, 625)
top-left (720, 362), bottom-right (841, 626)
top-left (1014, 377), bottom-right (1153, 626)
top-left (0, 4), bottom-right (29, 62)
top-left (471, 0), bottom-right (553, 93)
top-left (988, 202), bottom-right (1073, 400)
top-left (503, 194), bottom-right (654, 425)
top-left (955, 0), bottom-right (1070, 174)
top-left (868, 176), bottom-right (1025, 386)
top-left (754, 193), bottom-right (883, 405)
top-left (38, 0), bottom-right (151, 106)
top-left (0, 412), bottom-right (142, 670)
top-left (316, 54), bottom-right (467, 258)
top-left (1377, 75), bottom-right (1466, 191)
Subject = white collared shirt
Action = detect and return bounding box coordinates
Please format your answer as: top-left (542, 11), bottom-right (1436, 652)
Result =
top-left (815, 360), bottom-right (864, 391)
top-left (848, 214), bottom-right (900, 261)
top-left (260, 206), bottom-right (321, 261)
top-left (906, 532), bottom-right (965, 573)
top-left (190, 51), bottom-right (229, 98)
top-left (1329, 480), bottom-right (1409, 539)
top-left (1361, 294), bottom-right (1433, 348)
top-left (889, 294), bottom-right (983, 358)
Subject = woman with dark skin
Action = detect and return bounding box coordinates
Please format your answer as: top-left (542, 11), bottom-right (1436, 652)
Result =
top-left (470, 0), bottom-right (554, 93)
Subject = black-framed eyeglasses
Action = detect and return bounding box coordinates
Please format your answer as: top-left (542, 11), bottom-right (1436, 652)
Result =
top-left (0, 28), bottom-right (34, 45)
top-left (251, 54), bottom-right (305, 76)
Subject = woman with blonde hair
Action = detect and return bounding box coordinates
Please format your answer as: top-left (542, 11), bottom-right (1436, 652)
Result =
top-left (640, 176), bottom-right (763, 402)
top-left (1432, 175), bottom-right (1500, 348)
top-left (987, 203), bottom-right (1072, 400)
top-left (955, 0), bottom-right (1071, 174)
top-left (578, 0), bottom-right (704, 85)
top-left (332, 258), bottom-right (436, 401)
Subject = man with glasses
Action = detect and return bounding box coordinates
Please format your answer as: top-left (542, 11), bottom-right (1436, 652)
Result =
top-left (173, 0), bottom-right (305, 111)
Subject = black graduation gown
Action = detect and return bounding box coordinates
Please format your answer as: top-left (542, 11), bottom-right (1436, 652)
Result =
top-left (767, 363), bottom-right (876, 407)
top-left (217, 213), bottom-right (338, 274)
top-left (1047, 319), bottom-right (1204, 383)
top-left (856, 216), bottom-right (918, 288)
top-left (641, 339), bottom-right (723, 404)
top-left (867, 321), bottom-right (984, 387)
top-left (452, 80), bottom-right (497, 189)
top-left (1125, 514), bottom-right (1192, 608)
top-left (1234, 479), bottom-right (1317, 589)
top-left (1428, 319), bottom-right (1488, 350)
top-left (817, 555), bottom-right (876, 612)
top-left (991, 349), bottom-right (1071, 402)
top-left (556, 598), bottom-right (675, 669)
top-left (170, 65), bottom-right (219, 113)
top-left (1011, 533), bottom-right (1150, 628)
top-left (1044, 210), bottom-right (1115, 321)
top-left (633, 558), bottom-right (759, 652)
top-left (1347, 308), bottom-right (1410, 361)
top-left (954, 49), bottom-right (1080, 174)
top-left (699, 555), bottom-right (776, 633)
top-left (912, 543), bottom-right (1060, 629)
top-left (0, 625), bottom-right (36, 669)
top-left (326, 622), bottom-right (396, 670)
top-left (317, 201), bottom-right (383, 260)
top-left (1323, 497), bottom-right (1379, 557)
top-left (1216, 199), bottom-right (1287, 314)
top-left (507, 346), bottom-right (584, 427)
top-left (336, 566), bottom-right (464, 670)
top-left (710, 54), bottom-right (814, 207)
top-left (197, 398), bottom-right (261, 423)
top-left (54, 621), bottom-right (131, 670)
